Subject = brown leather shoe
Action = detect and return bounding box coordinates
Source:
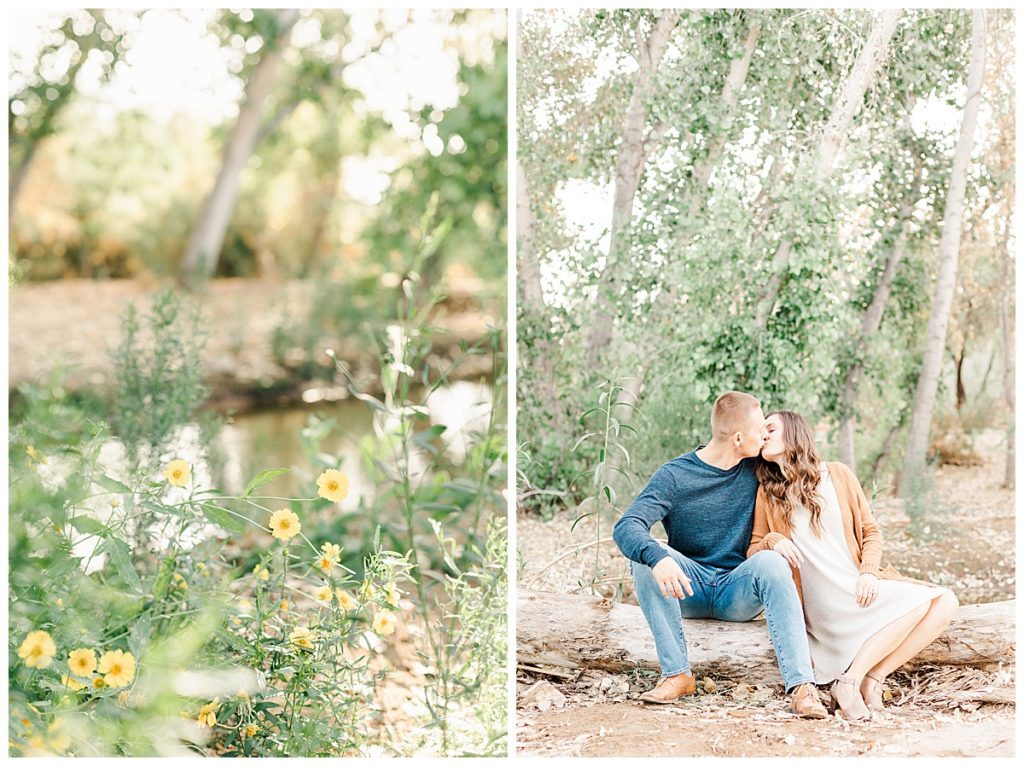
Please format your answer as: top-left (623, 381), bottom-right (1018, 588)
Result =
top-left (638, 672), bottom-right (696, 704)
top-left (790, 683), bottom-right (828, 719)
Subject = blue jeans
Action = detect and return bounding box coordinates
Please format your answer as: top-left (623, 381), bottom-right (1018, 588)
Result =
top-left (632, 546), bottom-right (815, 692)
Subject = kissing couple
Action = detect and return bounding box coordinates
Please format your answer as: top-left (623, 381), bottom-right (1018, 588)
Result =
top-left (612, 391), bottom-right (958, 720)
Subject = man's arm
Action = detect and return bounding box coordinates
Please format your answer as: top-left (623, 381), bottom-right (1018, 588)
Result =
top-left (612, 465), bottom-right (677, 568)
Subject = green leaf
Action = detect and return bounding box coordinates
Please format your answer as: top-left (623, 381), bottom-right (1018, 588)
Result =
top-left (70, 516), bottom-right (108, 536)
top-left (103, 538), bottom-right (143, 594)
top-left (570, 512), bottom-right (594, 533)
top-left (200, 503), bottom-right (248, 534)
top-left (243, 468), bottom-right (291, 499)
top-left (96, 474), bottom-right (132, 494)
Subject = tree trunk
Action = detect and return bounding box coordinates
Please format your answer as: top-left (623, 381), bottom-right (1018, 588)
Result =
top-left (755, 10), bottom-right (902, 332)
top-left (900, 10), bottom-right (987, 496)
top-left (517, 159), bottom-right (566, 435)
top-left (517, 590), bottom-right (1015, 686)
top-left (998, 203), bottom-right (1014, 490)
top-left (954, 339), bottom-right (967, 413)
top-left (179, 9), bottom-right (300, 289)
top-left (685, 20), bottom-right (761, 214)
top-left (584, 11), bottom-right (679, 370)
top-left (837, 156), bottom-right (923, 468)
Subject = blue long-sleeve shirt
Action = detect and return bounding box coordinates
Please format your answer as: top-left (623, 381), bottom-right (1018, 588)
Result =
top-left (612, 448), bottom-right (758, 571)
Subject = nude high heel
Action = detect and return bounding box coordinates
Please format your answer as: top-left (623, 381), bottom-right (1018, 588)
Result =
top-left (830, 672), bottom-right (872, 721)
top-left (862, 671), bottom-right (885, 711)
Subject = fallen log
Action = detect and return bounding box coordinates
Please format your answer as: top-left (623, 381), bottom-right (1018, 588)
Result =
top-left (517, 590), bottom-right (1015, 687)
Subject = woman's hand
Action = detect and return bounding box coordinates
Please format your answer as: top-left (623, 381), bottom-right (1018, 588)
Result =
top-left (855, 573), bottom-right (880, 607)
top-left (771, 537), bottom-right (804, 569)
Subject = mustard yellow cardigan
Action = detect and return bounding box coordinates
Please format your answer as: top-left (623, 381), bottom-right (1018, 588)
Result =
top-left (746, 461), bottom-right (930, 605)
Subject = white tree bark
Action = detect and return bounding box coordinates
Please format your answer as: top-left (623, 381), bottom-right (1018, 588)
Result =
top-left (584, 11), bottom-right (679, 370)
top-left (837, 157), bottom-right (923, 468)
top-left (755, 10), bottom-right (902, 332)
top-left (998, 202), bottom-right (1014, 490)
top-left (518, 590), bottom-right (1016, 686)
top-left (517, 159), bottom-right (565, 432)
top-left (179, 10), bottom-right (300, 288)
top-left (900, 10), bottom-right (987, 495)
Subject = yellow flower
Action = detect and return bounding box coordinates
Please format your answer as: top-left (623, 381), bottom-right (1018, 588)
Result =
top-left (28, 720), bottom-right (70, 754)
top-left (60, 674), bottom-right (87, 692)
top-left (68, 648), bottom-right (97, 677)
top-left (97, 649), bottom-right (136, 688)
top-left (163, 459), bottom-right (191, 487)
top-left (242, 723), bottom-right (260, 738)
top-left (360, 581), bottom-right (376, 601)
top-left (372, 611), bottom-right (397, 636)
top-left (315, 469), bottom-right (350, 503)
top-left (253, 565), bottom-right (270, 581)
top-left (92, 677), bottom-right (106, 689)
top-left (289, 626), bottom-right (317, 650)
top-left (279, 600), bottom-right (289, 612)
top-left (26, 445), bottom-right (48, 464)
top-left (321, 541), bottom-right (341, 561)
top-left (384, 583), bottom-right (401, 608)
top-left (197, 697), bottom-right (220, 728)
top-left (110, 497), bottom-right (121, 508)
top-left (268, 508), bottom-right (301, 541)
top-left (336, 590), bottom-right (357, 611)
top-left (315, 585), bottom-right (333, 602)
top-left (54, 598), bottom-right (63, 608)
top-left (18, 630), bottom-right (57, 669)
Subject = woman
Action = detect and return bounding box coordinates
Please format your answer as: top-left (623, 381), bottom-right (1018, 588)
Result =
top-left (747, 411), bottom-right (958, 721)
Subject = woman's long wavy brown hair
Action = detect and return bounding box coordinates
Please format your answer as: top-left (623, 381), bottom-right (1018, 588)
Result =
top-left (754, 410), bottom-right (825, 536)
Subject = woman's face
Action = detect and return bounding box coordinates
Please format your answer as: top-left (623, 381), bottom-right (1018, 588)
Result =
top-left (761, 414), bottom-right (785, 462)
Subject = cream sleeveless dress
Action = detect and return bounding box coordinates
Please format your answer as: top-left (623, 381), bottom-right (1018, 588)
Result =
top-left (790, 464), bottom-right (948, 684)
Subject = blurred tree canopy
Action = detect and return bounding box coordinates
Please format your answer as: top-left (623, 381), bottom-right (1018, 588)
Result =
top-left (9, 8), bottom-right (507, 287)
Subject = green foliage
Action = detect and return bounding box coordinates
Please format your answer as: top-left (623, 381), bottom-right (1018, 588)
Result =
top-left (518, 8), bottom-right (1009, 513)
top-left (109, 288), bottom-right (209, 467)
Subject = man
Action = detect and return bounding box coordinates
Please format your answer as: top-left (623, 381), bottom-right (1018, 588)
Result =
top-left (612, 391), bottom-right (827, 718)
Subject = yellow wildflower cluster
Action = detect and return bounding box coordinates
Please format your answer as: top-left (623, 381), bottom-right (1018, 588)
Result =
top-left (16, 632), bottom-right (135, 689)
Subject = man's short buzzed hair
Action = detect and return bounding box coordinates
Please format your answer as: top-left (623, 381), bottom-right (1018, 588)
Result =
top-left (711, 391), bottom-right (761, 440)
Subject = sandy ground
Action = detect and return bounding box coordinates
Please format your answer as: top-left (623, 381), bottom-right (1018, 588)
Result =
top-left (515, 429), bottom-right (1016, 757)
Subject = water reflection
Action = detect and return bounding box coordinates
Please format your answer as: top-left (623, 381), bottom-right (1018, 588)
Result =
top-left (218, 380), bottom-right (494, 506)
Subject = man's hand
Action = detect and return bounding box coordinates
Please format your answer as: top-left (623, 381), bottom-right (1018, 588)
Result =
top-left (652, 557), bottom-right (694, 600)
top-left (770, 537), bottom-right (804, 569)
top-left (855, 573), bottom-right (879, 607)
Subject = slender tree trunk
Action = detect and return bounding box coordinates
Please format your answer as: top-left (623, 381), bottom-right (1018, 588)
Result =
top-left (954, 337), bottom-right (967, 413)
top-left (900, 10), bottom-right (987, 496)
top-left (685, 20), bottom-right (761, 215)
top-left (998, 204), bottom-right (1014, 490)
top-left (179, 10), bottom-right (299, 289)
top-left (9, 141), bottom-right (40, 220)
top-left (517, 160), bottom-right (564, 429)
top-left (584, 10), bottom-right (679, 370)
top-left (755, 10), bottom-right (902, 332)
top-left (837, 157), bottom-right (923, 467)
top-left (869, 416), bottom-right (904, 486)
